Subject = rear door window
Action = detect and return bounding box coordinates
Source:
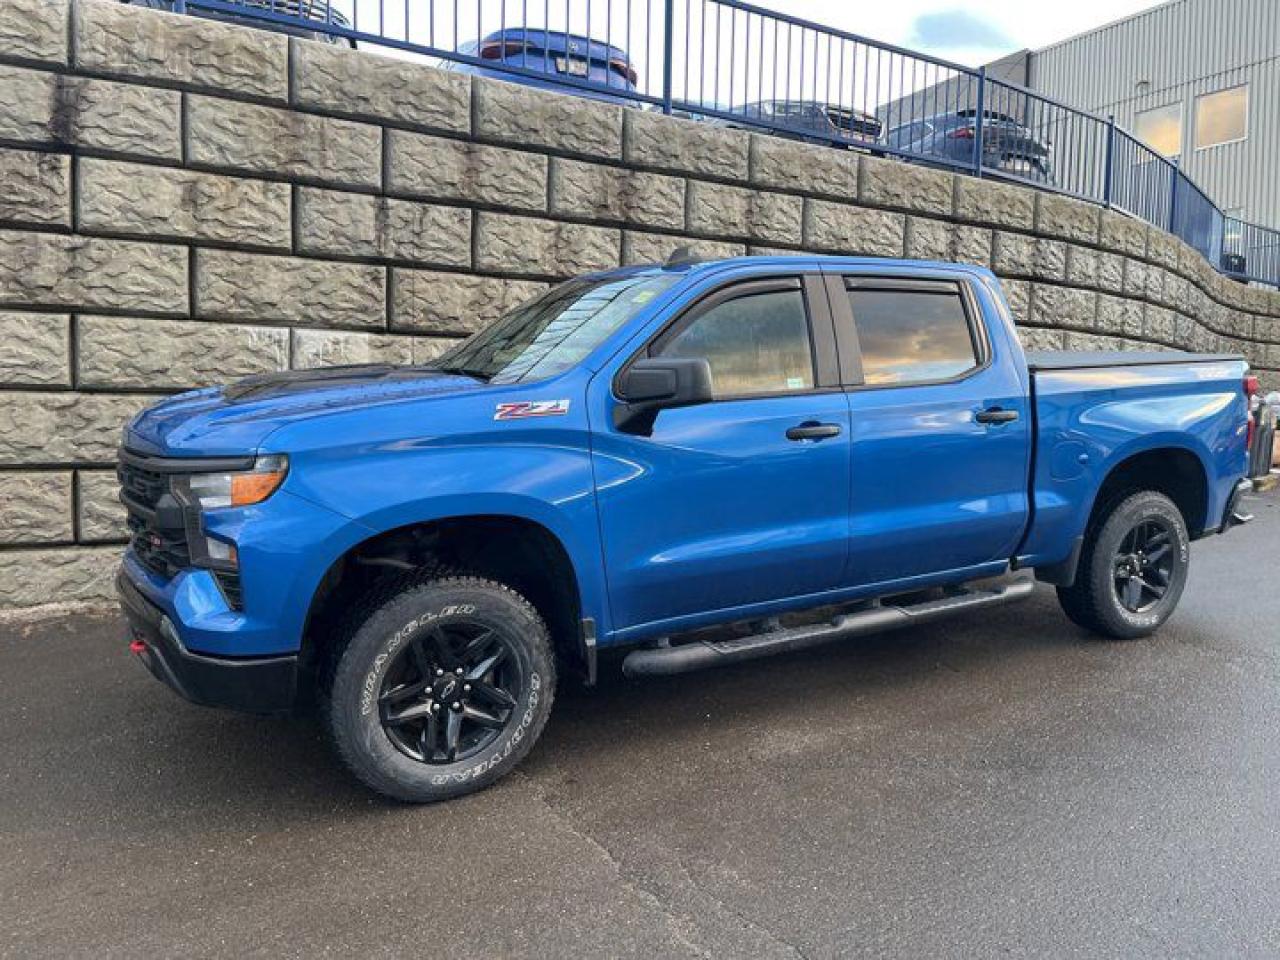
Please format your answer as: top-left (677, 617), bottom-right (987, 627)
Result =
top-left (845, 286), bottom-right (981, 386)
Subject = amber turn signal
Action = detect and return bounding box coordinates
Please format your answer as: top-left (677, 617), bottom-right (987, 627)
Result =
top-left (230, 467), bottom-right (288, 506)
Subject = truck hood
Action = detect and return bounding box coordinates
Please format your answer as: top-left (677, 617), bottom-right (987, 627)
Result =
top-left (125, 365), bottom-right (493, 457)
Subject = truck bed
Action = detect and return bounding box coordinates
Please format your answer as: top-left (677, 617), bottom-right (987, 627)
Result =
top-left (1017, 348), bottom-right (1249, 572)
top-left (1025, 350), bottom-right (1243, 371)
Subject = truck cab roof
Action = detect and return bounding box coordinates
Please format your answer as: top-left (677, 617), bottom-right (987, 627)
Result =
top-left (642, 253), bottom-right (996, 278)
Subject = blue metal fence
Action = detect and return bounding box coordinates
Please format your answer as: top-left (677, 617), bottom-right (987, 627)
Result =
top-left (155, 0), bottom-right (1279, 289)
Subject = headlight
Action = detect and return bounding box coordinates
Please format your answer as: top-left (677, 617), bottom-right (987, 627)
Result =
top-left (172, 455), bottom-right (289, 511)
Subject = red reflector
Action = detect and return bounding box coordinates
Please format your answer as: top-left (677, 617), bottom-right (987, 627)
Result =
top-left (1245, 375), bottom-right (1260, 450)
top-left (608, 58), bottom-right (638, 85)
top-left (949, 126), bottom-right (976, 139)
top-left (129, 639), bottom-right (147, 655)
top-left (480, 41), bottom-right (526, 60)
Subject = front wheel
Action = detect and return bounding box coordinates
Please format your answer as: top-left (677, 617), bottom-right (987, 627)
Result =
top-left (325, 574), bottom-right (556, 803)
top-left (1056, 490), bottom-right (1191, 639)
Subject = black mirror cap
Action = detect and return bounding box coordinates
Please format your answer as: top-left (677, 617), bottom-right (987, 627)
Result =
top-left (617, 362), bottom-right (679, 404)
top-left (614, 358), bottom-right (713, 434)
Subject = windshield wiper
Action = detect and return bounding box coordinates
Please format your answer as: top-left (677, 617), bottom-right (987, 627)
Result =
top-left (433, 365), bottom-right (493, 382)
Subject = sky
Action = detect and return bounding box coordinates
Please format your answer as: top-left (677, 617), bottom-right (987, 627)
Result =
top-left (754, 1), bottom-right (1166, 67)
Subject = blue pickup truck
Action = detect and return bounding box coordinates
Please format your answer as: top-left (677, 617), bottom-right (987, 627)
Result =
top-left (117, 254), bottom-right (1260, 802)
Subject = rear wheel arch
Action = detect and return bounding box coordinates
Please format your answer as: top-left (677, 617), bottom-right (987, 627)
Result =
top-left (295, 514), bottom-right (587, 710)
top-left (1087, 445), bottom-right (1210, 538)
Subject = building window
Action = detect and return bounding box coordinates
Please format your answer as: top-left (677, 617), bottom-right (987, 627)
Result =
top-left (1195, 85), bottom-right (1248, 149)
top-left (1134, 102), bottom-right (1182, 157)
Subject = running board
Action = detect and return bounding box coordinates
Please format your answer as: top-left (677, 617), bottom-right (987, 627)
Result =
top-left (621, 577), bottom-right (1037, 678)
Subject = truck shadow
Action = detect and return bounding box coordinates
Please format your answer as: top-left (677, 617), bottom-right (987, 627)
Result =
top-left (3, 587), bottom-right (1095, 832)
top-left (539, 586), bottom-right (1086, 753)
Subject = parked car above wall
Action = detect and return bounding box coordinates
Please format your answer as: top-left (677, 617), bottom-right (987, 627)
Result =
top-left (124, 0), bottom-right (355, 45)
top-left (726, 99), bottom-right (884, 149)
top-left (887, 109), bottom-right (1053, 183)
top-left (448, 28), bottom-right (639, 103)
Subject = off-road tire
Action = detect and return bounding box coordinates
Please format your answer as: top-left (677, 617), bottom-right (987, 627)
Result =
top-left (1056, 490), bottom-right (1190, 640)
top-left (324, 573), bottom-right (556, 803)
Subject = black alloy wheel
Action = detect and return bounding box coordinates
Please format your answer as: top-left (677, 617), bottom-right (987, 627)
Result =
top-left (1111, 518), bottom-right (1177, 613)
top-left (1056, 489), bottom-right (1190, 640)
top-left (378, 623), bottom-right (522, 764)
top-left (325, 574), bottom-right (556, 803)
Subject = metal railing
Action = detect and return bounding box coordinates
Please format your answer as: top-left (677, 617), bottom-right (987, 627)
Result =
top-left (154, 0), bottom-right (1280, 289)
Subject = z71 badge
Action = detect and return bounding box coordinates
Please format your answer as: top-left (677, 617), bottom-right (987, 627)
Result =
top-left (494, 399), bottom-right (571, 421)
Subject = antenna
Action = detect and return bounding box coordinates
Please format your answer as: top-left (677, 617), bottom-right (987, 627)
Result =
top-left (664, 245), bottom-right (700, 268)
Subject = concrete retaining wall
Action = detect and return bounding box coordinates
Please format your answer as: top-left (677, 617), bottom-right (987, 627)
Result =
top-left (1, 0), bottom-right (1278, 609)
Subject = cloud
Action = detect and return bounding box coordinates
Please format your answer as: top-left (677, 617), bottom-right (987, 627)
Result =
top-left (908, 9), bottom-right (1014, 52)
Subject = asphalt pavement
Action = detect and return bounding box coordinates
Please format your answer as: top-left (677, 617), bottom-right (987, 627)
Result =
top-left (2, 491), bottom-right (1278, 959)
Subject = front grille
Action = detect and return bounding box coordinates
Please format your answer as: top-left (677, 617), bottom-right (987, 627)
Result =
top-left (227, 0), bottom-right (351, 26)
top-left (118, 449), bottom-right (246, 610)
top-left (825, 107), bottom-right (882, 140)
top-left (118, 453), bottom-right (192, 580)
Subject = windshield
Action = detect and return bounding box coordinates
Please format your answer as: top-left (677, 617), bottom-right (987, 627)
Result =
top-left (429, 272), bottom-right (680, 383)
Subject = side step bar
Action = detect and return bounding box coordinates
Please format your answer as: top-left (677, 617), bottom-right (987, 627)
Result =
top-left (621, 577), bottom-right (1037, 678)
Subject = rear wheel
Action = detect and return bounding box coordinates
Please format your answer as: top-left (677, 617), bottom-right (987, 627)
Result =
top-left (1056, 490), bottom-right (1190, 639)
top-left (325, 574), bottom-right (555, 803)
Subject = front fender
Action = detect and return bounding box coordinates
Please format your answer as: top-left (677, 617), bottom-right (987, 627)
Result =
top-left (277, 440), bottom-right (610, 639)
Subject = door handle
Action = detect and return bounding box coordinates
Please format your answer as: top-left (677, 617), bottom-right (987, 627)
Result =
top-left (975, 407), bottom-right (1019, 425)
top-left (786, 421), bottom-right (842, 441)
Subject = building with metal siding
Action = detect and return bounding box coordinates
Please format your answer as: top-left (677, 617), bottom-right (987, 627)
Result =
top-left (1027, 0), bottom-right (1280, 231)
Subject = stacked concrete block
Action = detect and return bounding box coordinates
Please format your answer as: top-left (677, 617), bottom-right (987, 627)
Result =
top-left (386, 131), bottom-right (547, 210)
top-left (193, 250), bottom-right (385, 327)
top-left (686, 181), bottom-right (803, 245)
top-left (296, 189), bottom-right (471, 265)
top-left (0, 64), bottom-right (182, 160)
top-left (291, 40), bottom-right (470, 134)
top-left (78, 159), bottom-right (292, 249)
top-left (475, 76), bottom-right (623, 159)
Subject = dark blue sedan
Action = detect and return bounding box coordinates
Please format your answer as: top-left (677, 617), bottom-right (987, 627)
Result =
top-left (726, 99), bottom-right (883, 149)
top-left (448, 28), bottom-right (639, 103)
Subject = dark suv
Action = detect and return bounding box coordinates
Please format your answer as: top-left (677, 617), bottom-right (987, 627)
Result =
top-left (728, 99), bottom-right (883, 149)
top-left (887, 109), bottom-right (1052, 183)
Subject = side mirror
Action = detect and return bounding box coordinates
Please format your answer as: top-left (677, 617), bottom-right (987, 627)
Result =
top-left (614, 357), bottom-right (714, 435)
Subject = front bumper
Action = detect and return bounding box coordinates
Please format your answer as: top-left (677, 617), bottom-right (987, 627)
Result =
top-left (118, 568), bottom-right (297, 714)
